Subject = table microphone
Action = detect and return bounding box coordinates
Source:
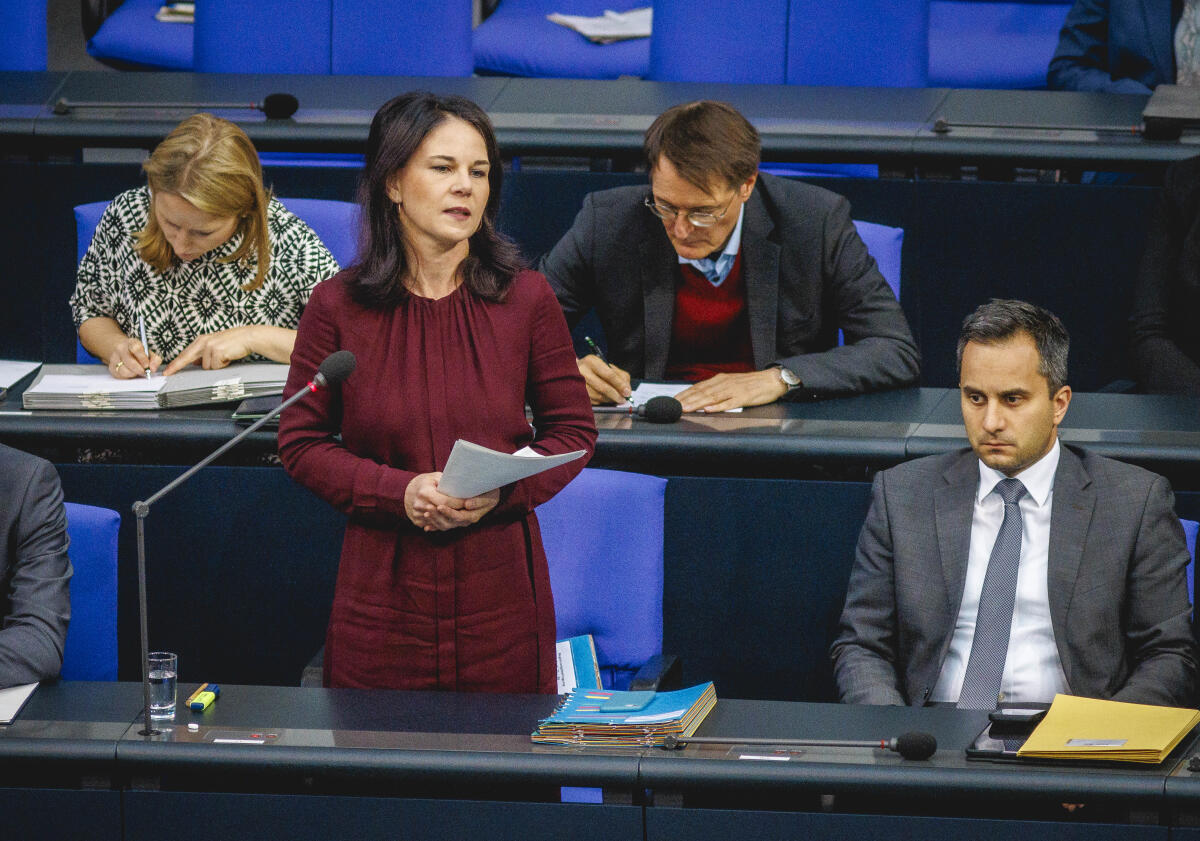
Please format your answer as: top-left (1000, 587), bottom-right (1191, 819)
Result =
top-left (130, 350), bottom-right (354, 736)
top-left (637, 395), bottom-right (683, 423)
top-left (53, 93), bottom-right (300, 119)
top-left (661, 731), bottom-right (938, 760)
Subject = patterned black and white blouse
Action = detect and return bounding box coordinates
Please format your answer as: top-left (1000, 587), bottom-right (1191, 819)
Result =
top-left (70, 187), bottom-right (341, 362)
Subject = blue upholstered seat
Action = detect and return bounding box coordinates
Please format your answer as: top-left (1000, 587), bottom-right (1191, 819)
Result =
top-left (475, 0), bottom-right (650, 78)
top-left (87, 0), bottom-right (194, 70)
top-left (1, 0), bottom-right (47, 71)
top-left (536, 468), bottom-right (668, 690)
top-left (928, 0), bottom-right (1072, 89)
top-left (61, 503), bottom-right (120, 681)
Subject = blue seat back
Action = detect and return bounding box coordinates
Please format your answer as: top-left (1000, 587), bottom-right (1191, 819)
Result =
top-left (332, 0), bottom-right (472, 75)
top-left (536, 468), bottom-right (667, 690)
top-left (0, 0), bottom-right (47, 70)
top-left (474, 0), bottom-right (650, 79)
top-left (650, 0), bottom-right (789, 83)
top-left (853, 219), bottom-right (903, 301)
top-left (195, 0), bottom-right (331, 73)
top-left (276, 198), bottom-right (360, 268)
top-left (62, 503), bottom-right (120, 681)
top-left (928, 0), bottom-right (1072, 89)
top-left (74, 202), bottom-right (111, 363)
top-left (786, 0), bottom-right (928, 87)
top-left (1182, 518), bottom-right (1198, 607)
top-left (87, 0), bottom-right (194, 70)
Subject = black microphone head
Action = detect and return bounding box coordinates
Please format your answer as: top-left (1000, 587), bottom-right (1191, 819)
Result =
top-left (260, 93), bottom-right (299, 119)
top-left (316, 350), bottom-right (356, 385)
top-left (640, 395), bottom-right (683, 423)
top-left (894, 731), bottom-right (937, 760)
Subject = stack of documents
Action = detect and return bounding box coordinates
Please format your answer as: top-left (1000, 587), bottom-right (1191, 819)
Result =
top-left (1017, 694), bottom-right (1200, 763)
top-left (532, 682), bottom-right (717, 746)
top-left (22, 363), bottom-right (289, 410)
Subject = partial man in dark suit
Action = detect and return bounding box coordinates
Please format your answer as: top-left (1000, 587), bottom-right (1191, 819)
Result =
top-left (1048, 0), bottom-right (1178, 93)
top-left (0, 444), bottom-right (71, 687)
top-left (832, 300), bottom-right (1196, 708)
top-left (540, 100), bottom-right (919, 413)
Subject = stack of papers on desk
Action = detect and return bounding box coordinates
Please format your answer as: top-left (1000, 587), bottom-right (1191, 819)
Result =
top-left (532, 682), bottom-right (716, 746)
top-left (22, 363), bottom-right (289, 410)
top-left (1018, 694), bottom-right (1200, 763)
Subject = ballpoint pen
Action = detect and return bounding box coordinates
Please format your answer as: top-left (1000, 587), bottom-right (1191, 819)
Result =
top-left (138, 316), bottom-right (152, 379)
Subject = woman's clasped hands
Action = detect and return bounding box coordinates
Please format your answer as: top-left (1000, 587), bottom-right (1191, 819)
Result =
top-left (404, 472), bottom-right (499, 532)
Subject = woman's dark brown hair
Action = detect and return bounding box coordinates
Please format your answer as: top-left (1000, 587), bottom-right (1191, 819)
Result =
top-left (350, 91), bottom-right (523, 307)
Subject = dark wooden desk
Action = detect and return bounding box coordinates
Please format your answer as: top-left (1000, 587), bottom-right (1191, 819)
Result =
top-left (5, 682), bottom-right (1197, 841)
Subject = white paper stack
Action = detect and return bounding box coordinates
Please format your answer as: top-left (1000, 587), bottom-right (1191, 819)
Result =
top-left (22, 363), bottom-right (289, 410)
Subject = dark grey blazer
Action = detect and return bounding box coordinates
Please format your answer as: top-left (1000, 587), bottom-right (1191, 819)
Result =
top-left (0, 444), bottom-right (71, 687)
top-left (539, 172), bottom-right (920, 398)
top-left (832, 445), bottom-right (1198, 707)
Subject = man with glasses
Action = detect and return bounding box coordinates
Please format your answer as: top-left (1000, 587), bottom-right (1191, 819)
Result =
top-left (540, 100), bottom-right (919, 412)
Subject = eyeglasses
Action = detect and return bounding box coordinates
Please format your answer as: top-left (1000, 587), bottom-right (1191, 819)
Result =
top-left (643, 191), bottom-right (738, 228)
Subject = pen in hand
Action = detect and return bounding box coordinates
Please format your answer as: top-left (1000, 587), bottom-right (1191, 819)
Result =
top-left (138, 316), bottom-right (152, 379)
top-left (583, 335), bottom-right (633, 406)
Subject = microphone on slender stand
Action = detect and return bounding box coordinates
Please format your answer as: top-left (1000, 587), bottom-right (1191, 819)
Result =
top-left (131, 350), bottom-right (356, 736)
top-left (660, 731), bottom-right (938, 760)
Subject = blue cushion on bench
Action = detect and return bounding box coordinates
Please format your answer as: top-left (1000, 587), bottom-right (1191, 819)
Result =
top-left (475, 0), bottom-right (649, 79)
top-left (87, 0), bottom-right (194, 70)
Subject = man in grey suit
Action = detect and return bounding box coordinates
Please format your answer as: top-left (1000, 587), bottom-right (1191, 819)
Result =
top-left (832, 300), bottom-right (1196, 708)
top-left (0, 443), bottom-right (71, 687)
top-left (541, 100), bottom-right (919, 413)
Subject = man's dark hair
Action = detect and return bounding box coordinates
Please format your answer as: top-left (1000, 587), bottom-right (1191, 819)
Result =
top-left (350, 91), bottom-right (523, 308)
top-left (956, 299), bottom-right (1069, 393)
top-left (643, 100), bottom-right (760, 193)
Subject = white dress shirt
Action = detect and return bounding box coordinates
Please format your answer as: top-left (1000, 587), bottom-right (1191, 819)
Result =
top-left (931, 439), bottom-right (1070, 704)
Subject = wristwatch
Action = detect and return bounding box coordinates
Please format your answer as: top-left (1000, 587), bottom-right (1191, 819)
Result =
top-left (774, 365), bottom-right (801, 390)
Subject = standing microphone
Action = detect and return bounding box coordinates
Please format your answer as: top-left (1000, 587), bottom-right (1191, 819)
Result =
top-left (53, 93), bottom-right (300, 119)
top-left (660, 731), bottom-right (938, 760)
top-left (130, 350), bottom-right (354, 736)
top-left (636, 395), bottom-right (683, 423)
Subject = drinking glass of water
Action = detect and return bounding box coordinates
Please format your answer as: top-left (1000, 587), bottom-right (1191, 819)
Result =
top-left (148, 651), bottom-right (178, 719)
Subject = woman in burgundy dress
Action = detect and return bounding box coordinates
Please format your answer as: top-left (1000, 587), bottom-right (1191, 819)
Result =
top-left (278, 92), bottom-right (596, 693)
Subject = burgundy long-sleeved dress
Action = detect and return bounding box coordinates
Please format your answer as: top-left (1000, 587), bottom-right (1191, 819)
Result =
top-left (278, 269), bottom-right (596, 692)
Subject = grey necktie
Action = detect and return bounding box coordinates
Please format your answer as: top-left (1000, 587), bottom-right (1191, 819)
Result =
top-left (1177, 0), bottom-right (1200, 86)
top-left (958, 478), bottom-right (1027, 710)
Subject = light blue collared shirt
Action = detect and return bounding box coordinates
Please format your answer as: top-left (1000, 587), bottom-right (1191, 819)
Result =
top-left (678, 204), bottom-right (745, 287)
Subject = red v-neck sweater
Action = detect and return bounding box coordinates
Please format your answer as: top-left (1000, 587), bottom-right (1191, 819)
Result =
top-left (664, 252), bottom-right (755, 381)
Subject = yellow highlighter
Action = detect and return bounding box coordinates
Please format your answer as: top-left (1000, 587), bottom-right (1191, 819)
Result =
top-left (187, 683), bottom-right (221, 712)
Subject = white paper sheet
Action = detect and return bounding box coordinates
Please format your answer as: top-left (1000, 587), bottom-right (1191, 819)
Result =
top-left (546, 7), bottom-right (651, 43)
top-left (0, 682), bottom-right (37, 724)
top-left (0, 360), bottom-right (40, 391)
top-left (438, 440), bottom-right (586, 499)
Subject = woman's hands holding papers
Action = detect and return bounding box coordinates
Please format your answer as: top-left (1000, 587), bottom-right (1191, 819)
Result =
top-left (404, 472), bottom-right (500, 532)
